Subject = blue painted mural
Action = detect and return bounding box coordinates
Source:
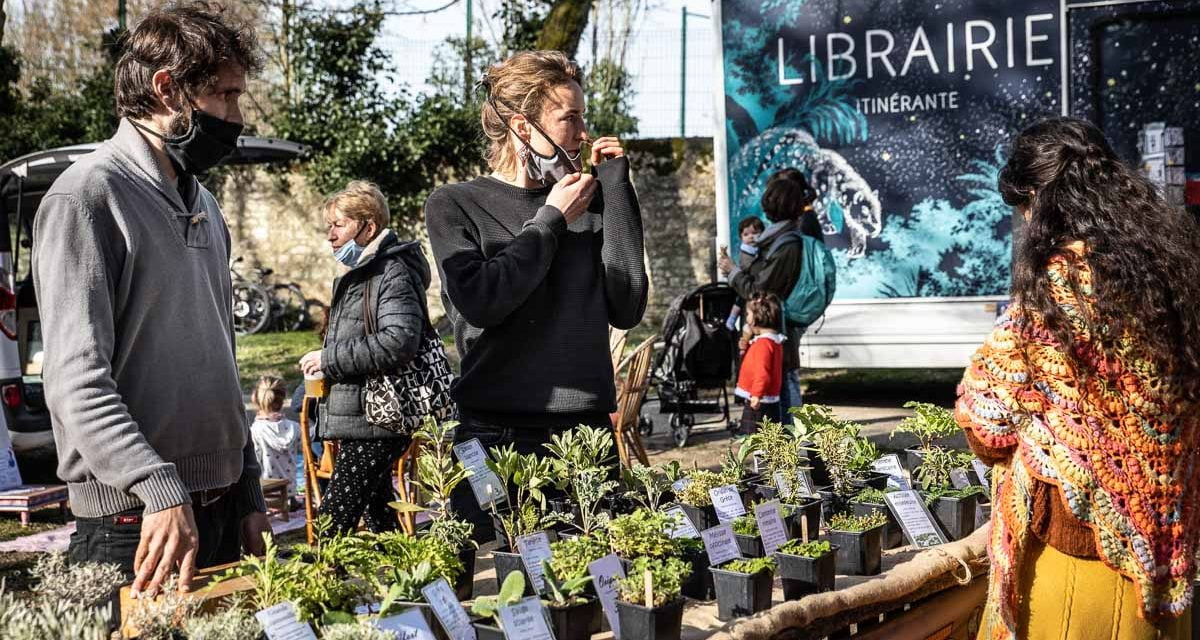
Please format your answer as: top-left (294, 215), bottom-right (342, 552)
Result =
top-left (719, 0), bottom-right (1062, 298)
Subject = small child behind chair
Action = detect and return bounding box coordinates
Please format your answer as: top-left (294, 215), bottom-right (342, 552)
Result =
top-left (250, 375), bottom-right (302, 502)
top-left (734, 294), bottom-right (785, 435)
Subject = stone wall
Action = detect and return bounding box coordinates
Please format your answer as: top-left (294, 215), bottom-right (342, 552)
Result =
top-left (217, 136), bottom-right (718, 330)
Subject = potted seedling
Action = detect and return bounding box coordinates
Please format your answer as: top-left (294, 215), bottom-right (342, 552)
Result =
top-left (729, 501), bottom-right (795, 558)
top-left (470, 571), bottom-right (526, 640)
top-left (486, 445), bottom-right (571, 595)
top-left (849, 486), bottom-right (904, 549)
top-left (916, 447), bottom-right (987, 540)
top-left (790, 404), bottom-right (844, 486)
top-left (544, 425), bottom-right (619, 528)
top-left (540, 559), bottom-right (598, 640)
top-left (615, 557), bottom-right (691, 640)
top-left (548, 534), bottom-right (610, 633)
top-left (810, 424), bottom-right (870, 520)
top-left (847, 437), bottom-right (888, 491)
top-left (674, 467), bottom-right (740, 531)
top-left (774, 539), bottom-right (837, 601)
top-left (607, 509), bottom-right (711, 600)
top-left (391, 417), bottom-right (478, 599)
top-left (621, 463), bottom-right (673, 513)
top-left (827, 511), bottom-right (887, 575)
top-left (891, 401), bottom-right (960, 472)
top-left (710, 556), bottom-right (775, 621)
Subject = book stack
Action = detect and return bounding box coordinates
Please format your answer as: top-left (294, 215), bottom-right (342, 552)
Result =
top-left (1139, 122), bottom-right (1186, 206)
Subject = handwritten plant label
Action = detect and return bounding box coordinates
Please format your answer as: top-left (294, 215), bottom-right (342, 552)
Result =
top-left (497, 597), bottom-right (555, 640)
top-left (255, 602), bottom-right (318, 640)
top-left (971, 459), bottom-right (991, 493)
top-left (376, 607), bottom-right (437, 640)
top-left (421, 578), bottom-right (477, 640)
top-left (709, 484), bottom-right (747, 524)
top-left (754, 500), bottom-right (790, 555)
top-left (871, 454), bottom-right (912, 490)
top-left (516, 531), bottom-right (554, 594)
top-left (664, 505), bottom-right (700, 539)
top-left (588, 554), bottom-right (626, 637)
top-left (795, 470), bottom-right (817, 497)
top-left (672, 477), bottom-right (691, 493)
top-left (701, 523), bottom-right (742, 567)
top-left (884, 490), bottom-right (949, 549)
top-left (773, 471), bottom-right (792, 499)
top-left (453, 439), bottom-right (506, 508)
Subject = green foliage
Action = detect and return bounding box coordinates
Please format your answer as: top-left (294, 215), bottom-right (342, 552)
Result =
top-left (720, 557), bottom-right (775, 575)
top-left (913, 446), bottom-right (969, 491)
top-left (180, 597), bottom-right (263, 640)
top-left (376, 561), bottom-right (436, 614)
top-left (731, 514), bottom-right (758, 537)
top-left (392, 418), bottom-right (473, 546)
top-left (541, 559), bottom-right (592, 607)
top-left (616, 557), bottom-right (691, 608)
top-left (828, 511), bottom-right (888, 533)
top-left (607, 510), bottom-right (678, 559)
top-left (351, 529), bottom-right (464, 604)
top-left (321, 622), bottom-right (396, 640)
top-left (848, 437), bottom-right (880, 472)
top-left (471, 572), bottom-right (526, 624)
top-left (853, 487), bottom-right (896, 505)
top-left (789, 404), bottom-right (842, 442)
top-left (585, 59), bottom-right (638, 137)
top-left (922, 484), bottom-right (988, 506)
top-left (809, 414), bottom-right (878, 498)
top-left (0, 588), bottom-right (110, 640)
top-left (777, 539), bottom-right (833, 558)
top-left (544, 426), bottom-right (618, 534)
top-left (676, 468), bottom-right (739, 507)
top-left (622, 464), bottom-right (672, 512)
top-left (29, 553), bottom-right (124, 609)
top-left (549, 533), bottom-right (611, 583)
top-left (487, 444), bottom-right (570, 545)
top-left (893, 402), bottom-right (959, 451)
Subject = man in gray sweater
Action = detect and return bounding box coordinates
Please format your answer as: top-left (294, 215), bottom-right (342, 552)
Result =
top-left (32, 2), bottom-right (268, 598)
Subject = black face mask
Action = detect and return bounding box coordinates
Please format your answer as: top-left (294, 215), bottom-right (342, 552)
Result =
top-left (135, 107), bottom-right (243, 175)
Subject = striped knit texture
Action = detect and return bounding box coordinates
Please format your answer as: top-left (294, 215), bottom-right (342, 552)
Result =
top-left (956, 246), bottom-right (1200, 639)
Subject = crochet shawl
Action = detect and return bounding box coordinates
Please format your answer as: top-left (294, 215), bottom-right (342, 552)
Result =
top-left (955, 247), bottom-right (1200, 639)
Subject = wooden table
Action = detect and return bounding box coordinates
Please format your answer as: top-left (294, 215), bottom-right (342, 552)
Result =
top-left (261, 478), bottom-right (290, 521)
top-left (0, 484), bottom-right (69, 525)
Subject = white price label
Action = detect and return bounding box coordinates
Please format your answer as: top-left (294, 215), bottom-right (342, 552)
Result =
top-left (754, 500), bottom-right (790, 555)
top-left (497, 597), bottom-right (554, 640)
top-left (701, 523), bottom-right (742, 567)
top-left (376, 608), bottom-right (437, 640)
top-left (664, 505), bottom-right (700, 539)
top-left (884, 490), bottom-right (949, 549)
top-left (709, 484), bottom-right (747, 524)
top-left (421, 578), bottom-right (477, 640)
top-left (255, 602), bottom-right (318, 640)
top-left (871, 454), bottom-right (912, 490)
top-left (516, 531), bottom-right (554, 594)
top-left (588, 554), bottom-right (626, 637)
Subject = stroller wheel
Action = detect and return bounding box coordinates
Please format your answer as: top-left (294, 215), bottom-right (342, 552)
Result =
top-left (638, 416), bottom-right (654, 437)
top-left (670, 414), bottom-right (689, 448)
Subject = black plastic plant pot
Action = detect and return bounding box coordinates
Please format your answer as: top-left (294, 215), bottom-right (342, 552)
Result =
top-left (851, 471), bottom-right (890, 491)
top-left (615, 597), bottom-right (685, 640)
top-left (472, 620), bottom-right (504, 640)
top-left (489, 510), bottom-right (510, 547)
top-left (548, 597), bottom-right (600, 640)
top-left (491, 547), bottom-right (536, 596)
top-left (828, 524), bottom-right (885, 576)
top-left (455, 546), bottom-right (476, 600)
top-left (775, 545), bottom-right (837, 601)
top-left (753, 483), bottom-right (779, 501)
top-left (817, 487), bottom-right (851, 524)
top-left (680, 547), bottom-right (715, 600)
top-left (710, 565), bottom-right (774, 621)
top-left (784, 497), bottom-right (822, 542)
top-left (930, 493), bottom-right (980, 541)
top-left (733, 533), bottom-right (764, 558)
top-left (604, 492), bottom-right (640, 516)
top-left (850, 501), bottom-right (903, 550)
top-left (801, 445), bottom-right (832, 486)
top-left (548, 496), bottom-right (576, 516)
top-left (677, 502), bottom-right (718, 532)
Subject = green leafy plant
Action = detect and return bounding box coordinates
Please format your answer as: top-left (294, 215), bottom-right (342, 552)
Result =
top-left (607, 510), bottom-right (678, 559)
top-left (544, 425), bottom-right (617, 483)
top-left (660, 460), bottom-right (687, 484)
top-left (922, 483), bottom-right (988, 506)
top-left (913, 446), bottom-right (965, 491)
top-left (720, 557), bottom-right (776, 575)
top-left (854, 487), bottom-right (897, 505)
top-left (549, 533), bottom-right (611, 583)
top-left (720, 446), bottom-right (753, 483)
top-left (828, 511), bottom-right (888, 532)
top-left (487, 445), bottom-right (570, 545)
top-left (571, 466), bottom-right (619, 535)
top-left (623, 464), bottom-right (672, 512)
top-left (0, 589), bottom-right (110, 640)
top-left (892, 402), bottom-right (959, 451)
top-left (789, 404), bottom-right (842, 442)
top-left (541, 559), bottom-right (593, 608)
top-left (777, 539), bottom-right (833, 558)
top-left (731, 514), bottom-right (758, 537)
top-left (616, 557), bottom-right (691, 608)
top-left (848, 436), bottom-right (880, 473)
top-left (675, 469), bottom-right (738, 507)
top-left (391, 418), bottom-right (475, 548)
top-left (426, 517), bottom-right (476, 554)
top-left (471, 571), bottom-right (526, 626)
top-left (349, 530), bottom-right (463, 610)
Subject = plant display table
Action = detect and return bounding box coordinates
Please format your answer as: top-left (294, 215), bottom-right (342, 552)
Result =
top-left (0, 484), bottom-right (68, 525)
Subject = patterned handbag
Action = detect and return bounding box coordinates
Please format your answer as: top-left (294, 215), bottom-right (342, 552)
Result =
top-left (360, 272), bottom-right (456, 434)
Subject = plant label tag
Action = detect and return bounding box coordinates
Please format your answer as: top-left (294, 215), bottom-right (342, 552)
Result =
top-left (516, 531), bottom-right (554, 594)
top-left (452, 438), bottom-right (489, 471)
top-left (872, 454), bottom-right (911, 490)
top-left (701, 523), bottom-right (742, 567)
top-left (255, 602), bottom-right (318, 640)
top-left (971, 459), bottom-right (991, 493)
top-left (710, 484), bottom-right (747, 523)
top-left (497, 597), bottom-right (555, 640)
top-left (454, 439), bottom-right (507, 508)
top-left (950, 469), bottom-right (972, 490)
top-left (376, 607), bottom-right (437, 640)
top-left (795, 470), bottom-right (817, 497)
top-left (773, 470), bottom-right (792, 499)
top-left (421, 578), bottom-right (477, 640)
top-left (672, 478), bottom-right (691, 493)
top-left (588, 553), bottom-right (626, 638)
top-left (754, 500), bottom-right (790, 555)
top-left (664, 505), bottom-right (700, 539)
top-left (884, 490), bottom-right (949, 549)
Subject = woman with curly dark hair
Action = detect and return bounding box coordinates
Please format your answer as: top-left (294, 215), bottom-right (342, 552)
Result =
top-left (957, 116), bottom-right (1200, 639)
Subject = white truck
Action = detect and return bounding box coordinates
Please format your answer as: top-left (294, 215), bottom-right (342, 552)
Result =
top-left (711, 0), bottom-right (1199, 368)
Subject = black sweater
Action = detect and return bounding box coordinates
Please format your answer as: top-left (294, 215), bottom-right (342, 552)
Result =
top-left (424, 157), bottom-right (647, 417)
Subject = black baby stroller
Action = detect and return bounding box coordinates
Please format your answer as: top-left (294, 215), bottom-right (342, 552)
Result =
top-left (641, 282), bottom-right (740, 447)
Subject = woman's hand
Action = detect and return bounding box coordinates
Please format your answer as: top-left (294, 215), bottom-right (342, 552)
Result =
top-left (299, 350), bottom-right (322, 376)
top-left (546, 172), bottom-right (597, 224)
top-left (589, 136), bottom-right (625, 165)
top-left (717, 246), bottom-right (734, 275)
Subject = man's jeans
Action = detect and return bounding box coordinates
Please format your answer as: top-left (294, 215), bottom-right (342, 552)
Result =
top-left (776, 368), bottom-right (803, 422)
top-left (448, 410), bottom-right (611, 547)
top-left (69, 490), bottom-right (244, 580)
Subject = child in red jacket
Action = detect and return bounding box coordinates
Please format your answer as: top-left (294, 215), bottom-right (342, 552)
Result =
top-left (735, 294), bottom-right (785, 435)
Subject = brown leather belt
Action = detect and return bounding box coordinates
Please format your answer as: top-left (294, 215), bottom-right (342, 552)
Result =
top-left (190, 485), bottom-right (232, 508)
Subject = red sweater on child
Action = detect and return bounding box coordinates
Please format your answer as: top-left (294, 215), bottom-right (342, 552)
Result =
top-left (735, 332), bottom-right (784, 403)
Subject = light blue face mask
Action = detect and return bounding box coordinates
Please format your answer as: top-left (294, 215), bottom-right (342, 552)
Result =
top-left (333, 221), bottom-right (367, 266)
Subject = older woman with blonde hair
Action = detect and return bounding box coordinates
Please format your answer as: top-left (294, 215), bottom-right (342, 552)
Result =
top-left (298, 180), bottom-right (433, 534)
top-left (425, 50), bottom-right (648, 543)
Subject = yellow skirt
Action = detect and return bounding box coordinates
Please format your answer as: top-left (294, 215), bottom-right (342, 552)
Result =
top-left (979, 541), bottom-right (1191, 640)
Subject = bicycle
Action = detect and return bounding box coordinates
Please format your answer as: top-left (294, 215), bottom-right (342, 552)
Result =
top-left (230, 257), bottom-right (310, 335)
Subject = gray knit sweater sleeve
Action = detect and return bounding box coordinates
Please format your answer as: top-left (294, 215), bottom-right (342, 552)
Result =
top-left (33, 194), bottom-right (191, 514)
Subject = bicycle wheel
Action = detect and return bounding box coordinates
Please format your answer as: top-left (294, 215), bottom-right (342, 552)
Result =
top-left (232, 282), bottom-right (271, 335)
top-left (272, 284), bottom-right (309, 332)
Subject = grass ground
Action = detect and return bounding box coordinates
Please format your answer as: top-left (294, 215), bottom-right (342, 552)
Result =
top-left (236, 330), bottom-right (322, 392)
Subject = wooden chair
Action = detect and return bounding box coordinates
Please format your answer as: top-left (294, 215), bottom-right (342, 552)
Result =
top-left (612, 335), bottom-right (656, 468)
top-left (609, 326), bottom-right (630, 371)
